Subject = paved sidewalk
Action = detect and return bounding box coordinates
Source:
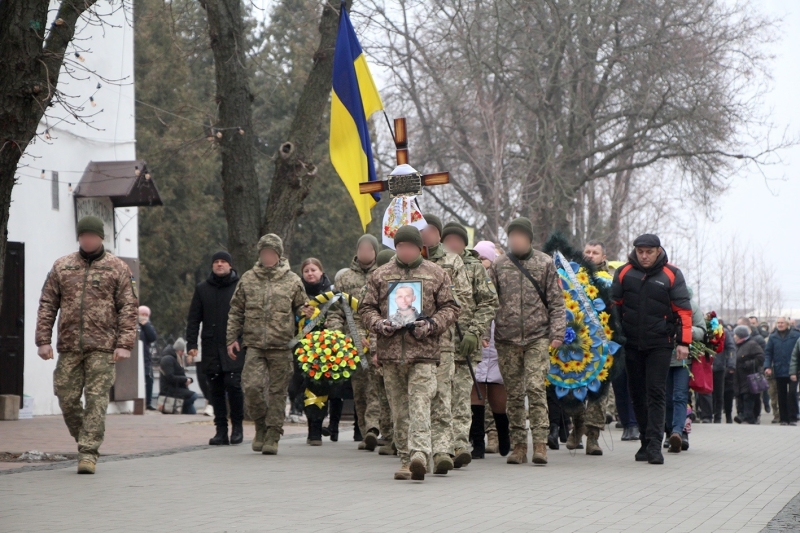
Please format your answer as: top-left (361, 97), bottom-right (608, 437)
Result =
top-left (1, 422), bottom-right (799, 533)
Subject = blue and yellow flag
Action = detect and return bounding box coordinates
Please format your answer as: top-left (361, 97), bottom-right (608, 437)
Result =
top-left (330, 4), bottom-right (383, 231)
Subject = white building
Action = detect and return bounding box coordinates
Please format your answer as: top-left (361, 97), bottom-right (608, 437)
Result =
top-left (0, 3), bottom-right (160, 416)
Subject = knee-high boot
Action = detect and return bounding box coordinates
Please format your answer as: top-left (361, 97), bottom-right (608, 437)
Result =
top-left (470, 404), bottom-right (486, 459)
top-left (493, 412), bottom-right (511, 456)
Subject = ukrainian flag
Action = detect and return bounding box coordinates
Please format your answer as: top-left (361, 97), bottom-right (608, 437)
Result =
top-left (330, 3), bottom-right (383, 231)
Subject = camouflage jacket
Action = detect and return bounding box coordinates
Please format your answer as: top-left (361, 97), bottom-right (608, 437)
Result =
top-left (36, 249), bottom-right (138, 353)
top-left (326, 257), bottom-right (376, 353)
top-left (360, 258), bottom-right (460, 364)
top-left (425, 244), bottom-right (472, 352)
top-left (226, 259), bottom-right (307, 350)
top-left (456, 249), bottom-right (499, 362)
top-left (489, 248), bottom-right (566, 346)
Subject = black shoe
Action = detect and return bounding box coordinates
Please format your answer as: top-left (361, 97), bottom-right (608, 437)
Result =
top-left (325, 398), bottom-right (342, 441)
top-left (734, 416), bottom-right (742, 424)
top-left (605, 413), bottom-right (614, 425)
top-left (209, 426), bottom-right (230, 445)
top-left (726, 415), bottom-right (732, 424)
top-left (547, 424), bottom-right (560, 450)
top-left (470, 404), bottom-right (486, 458)
top-left (230, 423), bottom-right (243, 445)
top-left (647, 441), bottom-right (664, 464)
top-left (681, 432), bottom-right (689, 451)
top-left (663, 438), bottom-right (670, 449)
top-left (621, 427), bottom-right (631, 441)
top-left (615, 421), bottom-right (623, 429)
top-left (635, 440), bottom-right (650, 462)
top-left (629, 426), bottom-right (640, 440)
top-left (713, 418), bottom-right (721, 424)
top-left (146, 405), bottom-right (157, 411)
top-left (493, 412), bottom-right (511, 456)
top-left (353, 427), bottom-right (363, 442)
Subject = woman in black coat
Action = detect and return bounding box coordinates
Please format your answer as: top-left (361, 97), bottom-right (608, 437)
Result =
top-left (159, 338), bottom-right (199, 414)
top-left (733, 325), bottom-right (765, 424)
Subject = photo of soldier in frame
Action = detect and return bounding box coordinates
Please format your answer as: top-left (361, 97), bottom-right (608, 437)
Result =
top-left (388, 281), bottom-right (423, 327)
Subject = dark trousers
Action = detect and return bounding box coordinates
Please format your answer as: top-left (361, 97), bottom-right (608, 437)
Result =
top-left (287, 365), bottom-right (305, 415)
top-left (739, 393), bottom-right (759, 423)
top-left (625, 347), bottom-right (672, 444)
top-left (195, 360), bottom-right (211, 401)
top-left (208, 371), bottom-right (244, 429)
top-left (711, 369), bottom-right (725, 422)
top-left (775, 377), bottom-right (798, 423)
top-left (612, 367), bottom-right (637, 428)
top-left (696, 393), bottom-right (713, 421)
top-left (724, 372), bottom-right (735, 421)
top-left (144, 359), bottom-right (154, 407)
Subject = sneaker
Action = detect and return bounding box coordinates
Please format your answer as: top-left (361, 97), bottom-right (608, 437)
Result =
top-left (77, 459), bottom-right (95, 474)
top-left (203, 403), bottom-right (214, 417)
top-left (394, 461), bottom-right (412, 480)
top-left (410, 452), bottom-right (427, 480)
top-left (433, 453), bottom-right (453, 474)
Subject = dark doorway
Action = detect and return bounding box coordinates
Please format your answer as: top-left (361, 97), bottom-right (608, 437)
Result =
top-left (0, 242), bottom-right (24, 405)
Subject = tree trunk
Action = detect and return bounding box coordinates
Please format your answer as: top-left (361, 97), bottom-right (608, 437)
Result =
top-left (261, 0), bottom-right (348, 258)
top-left (0, 0), bottom-right (99, 310)
top-left (203, 0), bottom-right (263, 271)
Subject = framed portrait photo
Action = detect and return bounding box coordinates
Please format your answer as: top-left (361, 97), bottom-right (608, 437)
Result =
top-left (388, 280), bottom-right (423, 326)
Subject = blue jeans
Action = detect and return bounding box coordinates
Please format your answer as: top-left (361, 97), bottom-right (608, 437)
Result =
top-left (665, 366), bottom-right (690, 435)
top-left (182, 392), bottom-right (199, 415)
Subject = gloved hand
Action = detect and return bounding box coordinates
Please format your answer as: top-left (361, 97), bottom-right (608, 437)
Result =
top-left (379, 320), bottom-right (399, 336)
top-left (458, 333), bottom-right (479, 358)
top-left (412, 320), bottom-right (433, 340)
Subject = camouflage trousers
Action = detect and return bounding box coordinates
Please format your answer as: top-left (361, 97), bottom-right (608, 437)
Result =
top-left (484, 401), bottom-right (496, 433)
top-left (496, 338), bottom-right (550, 445)
top-left (572, 400), bottom-right (606, 431)
top-left (352, 364), bottom-right (381, 436)
top-left (242, 348), bottom-right (293, 433)
top-left (373, 365), bottom-right (393, 441)
top-left (431, 350), bottom-right (455, 456)
top-left (382, 362), bottom-right (437, 462)
top-left (53, 350), bottom-right (116, 463)
top-left (451, 362), bottom-right (474, 451)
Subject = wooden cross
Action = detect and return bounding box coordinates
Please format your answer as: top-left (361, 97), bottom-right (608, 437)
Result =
top-left (358, 117), bottom-right (450, 197)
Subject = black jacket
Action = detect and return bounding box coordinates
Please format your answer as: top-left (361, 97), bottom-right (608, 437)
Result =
top-left (734, 337), bottom-right (765, 395)
top-left (186, 270), bottom-right (244, 373)
top-left (159, 347), bottom-right (195, 399)
top-left (611, 250), bottom-right (692, 351)
top-left (139, 321), bottom-right (157, 364)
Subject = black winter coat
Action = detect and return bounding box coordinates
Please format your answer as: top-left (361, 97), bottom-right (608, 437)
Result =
top-left (186, 270), bottom-right (244, 374)
top-left (734, 338), bottom-right (765, 396)
top-left (159, 347), bottom-right (195, 399)
top-left (611, 250), bottom-right (693, 351)
top-left (139, 321), bottom-right (157, 364)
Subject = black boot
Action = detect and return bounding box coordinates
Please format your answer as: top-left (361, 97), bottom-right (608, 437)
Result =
top-left (492, 412), bottom-right (511, 456)
top-left (324, 398), bottom-right (342, 442)
top-left (558, 420), bottom-right (569, 443)
top-left (308, 419), bottom-right (323, 446)
top-left (621, 427), bottom-right (631, 441)
top-left (635, 438), bottom-right (650, 462)
top-left (209, 426), bottom-right (230, 445)
top-left (547, 424), bottom-right (560, 450)
top-left (647, 439), bottom-right (664, 464)
top-left (470, 405), bottom-right (486, 459)
top-left (230, 422), bottom-right (243, 445)
top-left (353, 409), bottom-right (362, 442)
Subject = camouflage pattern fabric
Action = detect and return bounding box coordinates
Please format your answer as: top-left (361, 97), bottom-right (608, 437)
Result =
top-left (326, 256), bottom-right (376, 351)
top-left (430, 350), bottom-right (455, 456)
top-left (360, 258), bottom-right (460, 365)
top-left (496, 338), bottom-right (551, 445)
top-left (484, 402), bottom-right (496, 432)
top-left (373, 366), bottom-right (393, 441)
top-left (37, 250), bottom-right (138, 353)
top-left (489, 248), bottom-right (566, 345)
top-left (572, 400), bottom-right (606, 431)
top-left (451, 362), bottom-right (474, 451)
top-left (53, 350), bottom-right (116, 463)
top-left (226, 259), bottom-right (307, 349)
top-left (242, 348), bottom-right (293, 433)
top-left (382, 362), bottom-right (437, 462)
top-left (455, 249), bottom-right (499, 363)
top-left (426, 244), bottom-right (472, 353)
top-left (352, 366), bottom-right (381, 435)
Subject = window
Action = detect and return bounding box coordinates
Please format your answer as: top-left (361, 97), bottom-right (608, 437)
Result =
top-left (51, 171), bottom-right (59, 211)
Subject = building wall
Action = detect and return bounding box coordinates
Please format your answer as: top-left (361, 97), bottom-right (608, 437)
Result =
top-left (8, 3), bottom-right (137, 415)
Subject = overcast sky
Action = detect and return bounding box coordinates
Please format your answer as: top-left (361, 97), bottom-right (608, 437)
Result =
top-left (704, 0), bottom-right (800, 310)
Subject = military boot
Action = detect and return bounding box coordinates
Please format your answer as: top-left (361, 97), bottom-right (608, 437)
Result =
top-left (566, 425), bottom-right (584, 450)
top-left (453, 448), bottom-right (472, 468)
top-left (379, 441), bottom-right (397, 456)
top-left (209, 425), bottom-right (230, 446)
top-left (77, 459), bottom-right (95, 474)
top-left (532, 443), bottom-right (548, 465)
top-left (485, 430), bottom-right (499, 454)
top-left (363, 429), bottom-right (379, 451)
top-left (433, 453), bottom-right (454, 474)
top-left (410, 452), bottom-right (428, 481)
top-left (547, 424), bottom-right (560, 450)
top-left (585, 427), bottom-right (603, 456)
top-left (252, 419), bottom-right (267, 452)
top-left (261, 428), bottom-right (280, 455)
top-left (394, 460), bottom-right (412, 480)
top-left (506, 443), bottom-right (528, 464)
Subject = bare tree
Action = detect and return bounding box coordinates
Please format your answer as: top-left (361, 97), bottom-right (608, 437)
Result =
top-left (364, 0), bottom-right (787, 244)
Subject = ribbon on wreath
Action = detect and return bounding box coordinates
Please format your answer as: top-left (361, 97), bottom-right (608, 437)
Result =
top-left (304, 389), bottom-right (328, 409)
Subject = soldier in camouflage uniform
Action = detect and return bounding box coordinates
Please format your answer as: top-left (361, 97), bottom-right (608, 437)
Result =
top-left (327, 234), bottom-right (384, 451)
top-left (420, 214), bottom-right (473, 474)
top-left (360, 225), bottom-right (460, 481)
top-left (36, 216), bottom-right (138, 475)
top-left (490, 217), bottom-right (566, 465)
top-left (441, 222), bottom-right (499, 465)
top-left (227, 234), bottom-right (307, 456)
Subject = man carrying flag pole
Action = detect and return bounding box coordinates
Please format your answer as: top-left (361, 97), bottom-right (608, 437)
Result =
top-left (329, 1), bottom-right (384, 231)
